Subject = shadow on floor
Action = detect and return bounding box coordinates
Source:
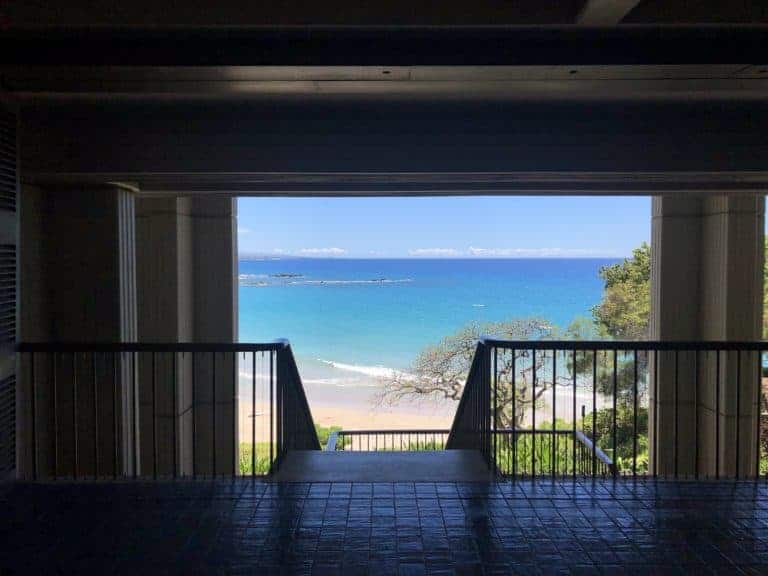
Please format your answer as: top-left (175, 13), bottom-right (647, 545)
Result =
top-left (2, 479), bottom-right (768, 574)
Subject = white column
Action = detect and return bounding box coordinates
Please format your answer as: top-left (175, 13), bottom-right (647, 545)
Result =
top-left (650, 194), bottom-right (764, 478)
top-left (20, 183), bottom-right (138, 478)
top-left (136, 196), bottom-right (237, 476)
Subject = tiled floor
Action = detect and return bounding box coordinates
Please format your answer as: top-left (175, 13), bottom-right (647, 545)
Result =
top-left (3, 479), bottom-right (768, 575)
top-left (273, 450), bottom-right (494, 482)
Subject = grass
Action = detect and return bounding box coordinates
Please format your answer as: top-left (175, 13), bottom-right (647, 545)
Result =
top-left (238, 442), bottom-right (274, 475)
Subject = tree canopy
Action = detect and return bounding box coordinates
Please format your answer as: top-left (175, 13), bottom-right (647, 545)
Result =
top-left (591, 242), bottom-right (650, 340)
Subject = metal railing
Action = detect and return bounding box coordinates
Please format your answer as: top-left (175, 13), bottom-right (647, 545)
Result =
top-left (326, 429), bottom-right (450, 451)
top-left (494, 429), bottom-right (614, 477)
top-left (470, 339), bottom-right (768, 479)
top-left (445, 342), bottom-right (492, 466)
top-left (16, 340), bottom-right (319, 480)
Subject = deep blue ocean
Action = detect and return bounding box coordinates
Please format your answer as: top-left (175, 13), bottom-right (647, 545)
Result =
top-left (239, 258), bottom-right (616, 383)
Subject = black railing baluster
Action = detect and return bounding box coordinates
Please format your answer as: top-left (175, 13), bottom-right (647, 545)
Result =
top-left (612, 349), bottom-right (617, 478)
top-left (132, 351), bottom-right (137, 478)
top-left (653, 350), bottom-right (658, 478)
top-left (172, 351), bottom-right (177, 478)
top-left (756, 350), bottom-right (762, 480)
top-left (113, 352), bottom-right (119, 478)
top-left (674, 350), bottom-right (679, 478)
top-left (493, 347), bottom-right (497, 473)
top-left (573, 350), bottom-right (577, 480)
top-left (252, 352), bottom-right (256, 477)
top-left (512, 349), bottom-right (517, 479)
top-left (736, 349), bottom-right (742, 478)
top-left (192, 351), bottom-right (196, 478)
top-left (592, 350), bottom-right (597, 478)
top-left (269, 351), bottom-right (273, 472)
top-left (30, 351), bottom-right (36, 480)
top-left (53, 353), bottom-right (58, 479)
top-left (93, 352), bottom-right (98, 478)
top-left (212, 351), bottom-right (216, 476)
top-left (694, 349), bottom-right (699, 479)
top-left (633, 350), bottom-right (638, 478)
top-left (716, 350), bottom-right (720, 479)
top-left (552, 349), bottom-right (556, 479)
top-left (532, 348), bottom-right (536, 477)
top-left (73, 352), bottom-right (78, 480)
top-left (232, 352), bottom-right (236, 477)
top-left (152, 351), bottom-right (157, 480)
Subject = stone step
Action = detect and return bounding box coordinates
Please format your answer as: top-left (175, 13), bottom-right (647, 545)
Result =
top-left (271, 449), bottom-right (492, 482)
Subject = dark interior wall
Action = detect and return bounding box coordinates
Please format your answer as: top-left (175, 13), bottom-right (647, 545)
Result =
top-left (1, 0), bottom-right (586, 27)
top-left (3, 0), bottom-right (767, 27)
top-left (19, 98), bottom-right (768, 175)
top-left (21, 187), bottom-right (122, 341)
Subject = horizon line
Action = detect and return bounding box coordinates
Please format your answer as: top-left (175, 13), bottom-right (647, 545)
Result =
top-left (237, 254), bottom-right (625, 260)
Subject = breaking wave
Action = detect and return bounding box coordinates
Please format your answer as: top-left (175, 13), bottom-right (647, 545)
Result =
top-left (318, 359), bottom-right (416, 382)
top-left (291, 278), bottom-right (413, 286)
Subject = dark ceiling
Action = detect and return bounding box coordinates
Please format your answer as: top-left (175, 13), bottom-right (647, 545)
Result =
top-left (2, 0), bottom-right (767, 28)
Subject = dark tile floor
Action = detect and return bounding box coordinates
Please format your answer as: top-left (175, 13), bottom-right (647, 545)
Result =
top-left (3, 479), bottom-right (768, 575)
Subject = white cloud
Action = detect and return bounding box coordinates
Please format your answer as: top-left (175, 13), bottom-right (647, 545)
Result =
top-left (468, 247), bottom-right (614, 258)
top-left (408, 248), bottom-right (462, 257)
top-left (237, 226), bottom-right (251, 235)
top-left (298, 247), bottom-right (347, 257)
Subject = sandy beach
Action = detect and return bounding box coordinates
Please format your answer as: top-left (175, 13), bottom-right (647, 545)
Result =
top-left (236, 379), bottom-right (457, 442)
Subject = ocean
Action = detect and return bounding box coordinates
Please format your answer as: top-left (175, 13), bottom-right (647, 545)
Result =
top-left (239, 258), bottom-right (616, 393)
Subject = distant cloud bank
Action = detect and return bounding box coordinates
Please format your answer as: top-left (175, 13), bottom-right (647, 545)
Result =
top-left (408, 248), bottom-right (462, 257)
top-left (407, 247), bottom-right (615, 258)
top-left (240, 246), bottom-right (616, 259)
top-left (298, 247), bottom-right (347, 256)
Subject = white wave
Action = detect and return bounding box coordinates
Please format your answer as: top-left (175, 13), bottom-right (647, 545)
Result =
top-left (239, 369), bottom-right (382, 389)
top-left (318, 359), bottom-right (415, 381)
top-left (472, 303), bottom-right (486, 308)
top-left (291, 278), bottom-right (413, 286)
top-left (303, 377), bottom-right (379, 388)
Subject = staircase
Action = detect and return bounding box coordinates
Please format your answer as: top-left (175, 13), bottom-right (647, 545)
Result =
top-left (271, 450), bottom-right (492, 482)
top-left (272, 342), bottom-right (493, 482)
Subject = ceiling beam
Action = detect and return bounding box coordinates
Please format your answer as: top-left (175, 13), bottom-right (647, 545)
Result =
top-left (577, 0), bottom-right (643, 25)
top-left (3, 26), bottom-right (768, 66)
top-left (26, 171), bottom-right (768, 197)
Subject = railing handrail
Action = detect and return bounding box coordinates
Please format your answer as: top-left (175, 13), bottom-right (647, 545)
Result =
top-left (574, 430), bottom-right (615, 469)
top-left (337, 429), bottom-right (451, 435)
top-left (328, 429), bottom-right (451, 452)
top-left (279, 344), bottom-right (321, 452)
top-left (495, 429), bottom-right (614, 465)
top-left (479, 337), bottom-right (768, 351)
top-left (16, 341), bottom-right (289, 353)
top-left (496, 428), bottom-right (580, 436)
top-left (446, 342), bottom-right (486, 450)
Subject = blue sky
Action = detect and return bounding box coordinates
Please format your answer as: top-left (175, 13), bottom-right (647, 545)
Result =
top-left (238, 196), bottom-right (651, 258)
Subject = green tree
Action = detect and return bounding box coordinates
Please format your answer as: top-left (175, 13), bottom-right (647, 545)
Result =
top-left (764, 238), bottom-right (768, 338)
top-left (591, 242), bottom-right (651, 340)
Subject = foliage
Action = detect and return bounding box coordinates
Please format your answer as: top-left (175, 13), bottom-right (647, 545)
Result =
top-left (315, 424), bottom-right (342, 448)
top-left (764, 238), bottom-right (768, 339)
top-left (238, 443), bottom-right (273, 475)
top-left (579, 404), bottom-right (649, 474)
top-left (379, 318), bottom-right (576, 427)
top-left (591, 242), bottom-right (651, 340)
top-left (493, 407), bottom-right (649, 476)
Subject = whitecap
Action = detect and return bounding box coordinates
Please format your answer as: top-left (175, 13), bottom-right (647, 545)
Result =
top-left (318, 359), bottom-right (416, 381)
top-left (291, 278), bottom-right (413, 286)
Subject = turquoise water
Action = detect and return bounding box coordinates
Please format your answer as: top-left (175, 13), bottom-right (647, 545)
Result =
top-left (239, 258), bottom-right (615, 381)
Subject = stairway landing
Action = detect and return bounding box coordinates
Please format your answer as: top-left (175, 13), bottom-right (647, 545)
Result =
top-left (272, 450), bottom-right (492, 482)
